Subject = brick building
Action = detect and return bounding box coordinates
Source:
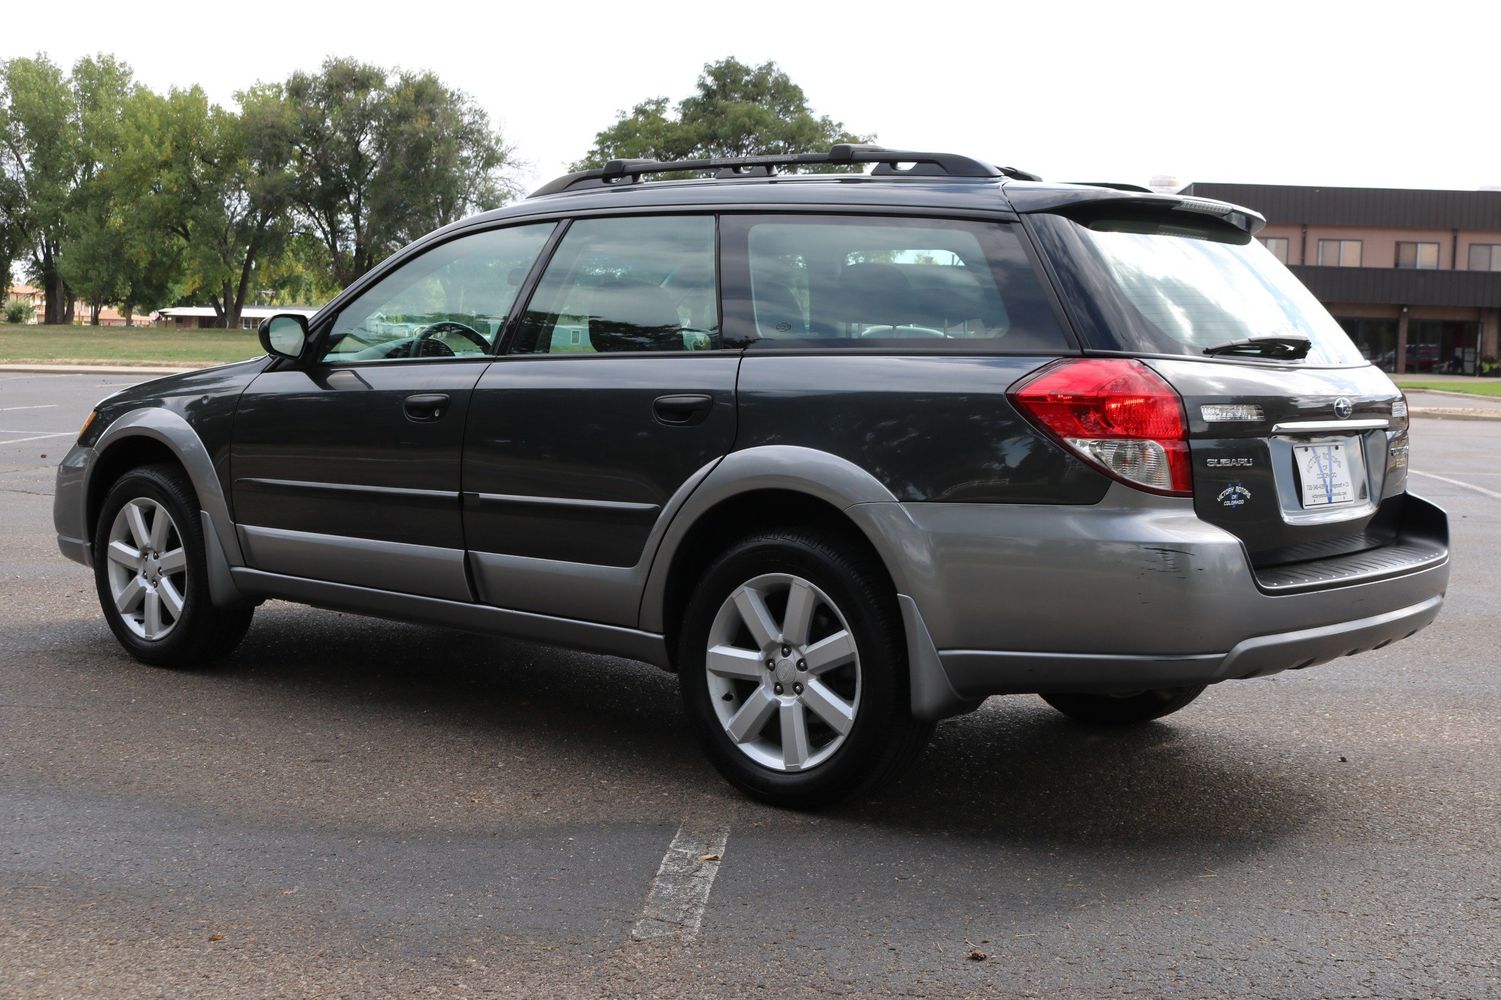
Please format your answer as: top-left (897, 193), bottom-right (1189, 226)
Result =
top-left (1181, 183), bottom-right (1501, 375)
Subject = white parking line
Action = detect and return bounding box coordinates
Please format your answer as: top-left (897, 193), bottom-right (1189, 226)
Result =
top-left (1420, 470), bottom-right (1501, 477)
top-left (0, 431), bottom-right (73, 445)
top-left (1411, 470), bottom-right (1501, 500)
top-left (0, 404), bottom-right (58, 412)
top-left (631, 823), bottom-right (730, 942)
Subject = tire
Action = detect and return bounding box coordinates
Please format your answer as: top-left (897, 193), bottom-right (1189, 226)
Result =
top-left (92, 464), bottom-right (253, 668)
top-left (1040, 685), bottom-right (1206, 726)
top-left (677, 528), bottom-right (933, 808)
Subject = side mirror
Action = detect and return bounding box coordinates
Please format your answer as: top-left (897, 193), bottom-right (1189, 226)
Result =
top-left (258, 313), bottom-right (310, 361)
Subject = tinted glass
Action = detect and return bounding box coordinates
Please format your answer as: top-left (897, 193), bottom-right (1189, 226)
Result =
top-left (510, 215), bottom-right (718, 354)
top-left (1032, 212), bottom-right (1365, 366)
top-left (731, 216), bottom-right (1067, 352)
top-left (323, 223), bottom-right (554, 363)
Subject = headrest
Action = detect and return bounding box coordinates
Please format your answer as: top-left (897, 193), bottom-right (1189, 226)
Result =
top-left (830, 262), bottom-right (916, 327)
top-left (586, 279), bottom-right (683, 352)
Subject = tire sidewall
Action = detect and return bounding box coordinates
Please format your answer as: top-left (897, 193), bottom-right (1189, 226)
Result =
top-left (678, 531), bottom-right (907, 805)
top-left (92, 466), bottom-right (215, 667)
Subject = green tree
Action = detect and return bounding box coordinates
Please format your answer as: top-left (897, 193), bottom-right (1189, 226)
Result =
top-left (573, 57), bottom-right (870, 170)
top-left (1, 55), bottom-right (77, 324)
top-left (0, 54), bottom-right (134, 325)
top-left (250, 231), bottom-right (340, 307)
top-left (112, 84), bottom-right (293, 328)
top-left (281, 58), bottom-right (515, 287)
top-left (58, 56), bottom-right (137, 324)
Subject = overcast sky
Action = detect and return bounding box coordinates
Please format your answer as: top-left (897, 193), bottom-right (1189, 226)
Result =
top-left (8, 0), bottom-right (1498, 195)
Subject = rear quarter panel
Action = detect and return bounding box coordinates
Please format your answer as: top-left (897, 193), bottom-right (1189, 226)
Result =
top-left (734, 354), bottom-right (1109, 504)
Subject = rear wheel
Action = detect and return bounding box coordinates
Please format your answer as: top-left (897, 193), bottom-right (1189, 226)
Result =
top-left (678, 529), bottom-right (932, 808)
top-left (93, 465), bottom-right (253, 668)
top-left (1040, 685), bottom-right (1206, 725)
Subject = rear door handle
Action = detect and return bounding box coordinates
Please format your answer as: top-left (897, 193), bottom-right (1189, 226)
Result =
top-left (404, 393), bottom-right (450, 422)
top-left (653, 393), bottom-right (714, 426)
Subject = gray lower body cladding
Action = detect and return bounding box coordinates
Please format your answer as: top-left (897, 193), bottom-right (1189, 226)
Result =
top-left (58, 430), bottom-right (1448, 715)
top-left (861, 485), bottom-right (1449, 706)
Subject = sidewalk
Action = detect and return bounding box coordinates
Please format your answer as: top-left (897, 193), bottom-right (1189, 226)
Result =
top-left (1405, 390), bottom-right (1501, 421)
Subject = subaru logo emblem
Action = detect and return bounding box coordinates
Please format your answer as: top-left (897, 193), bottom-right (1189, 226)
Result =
top-left (1333, 397), bottom-right (1354, 419)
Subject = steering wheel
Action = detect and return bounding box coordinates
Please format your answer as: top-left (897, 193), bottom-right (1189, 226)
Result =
top-left (412, 321), bottom-right (489, 358)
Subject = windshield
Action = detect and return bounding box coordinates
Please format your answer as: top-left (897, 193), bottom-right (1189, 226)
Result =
top-left (1032, 211), bottom-right (1365, 366)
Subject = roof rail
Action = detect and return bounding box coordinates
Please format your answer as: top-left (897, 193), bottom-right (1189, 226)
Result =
top-left (530, 144), bottom-right (1039, 197)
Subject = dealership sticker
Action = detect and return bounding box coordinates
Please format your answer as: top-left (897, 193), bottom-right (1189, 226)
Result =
top-left (1217, 483), bottom-right (1252, 508)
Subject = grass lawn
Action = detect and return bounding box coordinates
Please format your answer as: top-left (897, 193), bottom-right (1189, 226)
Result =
top-left (1395, 379), bottom-right (1501, 398)
top-left (0, 323), bottom-right (264, 367)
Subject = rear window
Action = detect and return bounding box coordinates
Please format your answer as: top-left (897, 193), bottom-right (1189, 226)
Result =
top-left (1032, 211), bottom-right (1365, 366)
top-left (723, 215), bottom-right (1069, 353)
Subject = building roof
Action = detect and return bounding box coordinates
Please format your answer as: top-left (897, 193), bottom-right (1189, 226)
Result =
top-left (159, 305), bottom-right (320, 319)
top-left (1181, 182), bottom-right (1501, 230)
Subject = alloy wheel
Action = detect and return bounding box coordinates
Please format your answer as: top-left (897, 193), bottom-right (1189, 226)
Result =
top-left (104, 498), bottom-right (187, 641)
top-left (704, 572), bottom-right (862, 772)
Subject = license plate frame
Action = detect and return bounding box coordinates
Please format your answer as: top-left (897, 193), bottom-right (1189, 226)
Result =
top-left (1294, 439), bottom-right (1357, 508)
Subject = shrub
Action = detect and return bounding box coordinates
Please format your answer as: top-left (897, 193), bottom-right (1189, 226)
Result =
top-left (3, 299), bottom-right (32, 324)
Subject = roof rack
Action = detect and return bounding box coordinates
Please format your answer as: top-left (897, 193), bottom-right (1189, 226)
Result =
top-left (531, 144), bottom-right (1040, 197)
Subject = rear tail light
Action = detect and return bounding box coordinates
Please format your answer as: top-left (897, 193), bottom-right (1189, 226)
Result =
top-left (1008, 359), bottom-right (1192, 497)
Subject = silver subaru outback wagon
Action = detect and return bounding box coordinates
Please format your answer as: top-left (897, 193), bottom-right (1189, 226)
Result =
top-left (55, 145), bottom-right (1448, 807)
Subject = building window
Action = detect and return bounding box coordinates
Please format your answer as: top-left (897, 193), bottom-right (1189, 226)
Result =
top-left (1317, 239), bottom-right (1362, 267)
top-left (1469, 244), bottom-right (1501, 272)
top-left (1257, 236), bottom-right (1289, 263)
top-left (1396, 241), bottom-right (1439, 269)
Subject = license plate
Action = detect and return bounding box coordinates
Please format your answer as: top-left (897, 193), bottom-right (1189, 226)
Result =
top-left (1295, 441), bottom-right (1355, 507)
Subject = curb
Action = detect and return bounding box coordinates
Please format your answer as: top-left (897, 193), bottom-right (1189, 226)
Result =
top-left (0, 363), bottom-right (192, 376)
top-left (1398, 386), bottom-right (1501, 402)
top-left (1410, 408), bottom-right (1501, 422)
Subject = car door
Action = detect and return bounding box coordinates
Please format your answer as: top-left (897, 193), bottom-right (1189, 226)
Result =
top-left (462, 214), bottom-right (739, 626)
top-left (231, 222), bottom-right (556, 601)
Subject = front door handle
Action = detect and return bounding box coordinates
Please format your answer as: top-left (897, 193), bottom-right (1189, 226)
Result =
top-left (653, 393), bottom-right (714, 426)
top-left (404, 393), bottom-right (450, 422)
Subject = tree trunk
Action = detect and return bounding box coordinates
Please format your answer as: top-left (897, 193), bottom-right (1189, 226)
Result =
top-left (222, 281), bottom-right (237, 329)
top-left (63, 295), bottom-right (75, 325)
top-left (90, 303), bottom-right (101, 325)
top-left (42, 259), bottom-right (65, 326)
top-left (228, 239), bottom-right (260, 332)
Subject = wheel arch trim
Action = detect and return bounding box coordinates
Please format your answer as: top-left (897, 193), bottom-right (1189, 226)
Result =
top-left (637, 446), bottom-right (971, 719)
top-left (89, 405), bottom-right (244, 567)
top-left (638, 446), bottom-right (904, 632)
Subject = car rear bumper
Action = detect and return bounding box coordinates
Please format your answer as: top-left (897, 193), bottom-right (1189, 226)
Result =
top-left (854, 485), bottom-right (1449, 713)
top-left (938, 592), bottom-right (1444, 697)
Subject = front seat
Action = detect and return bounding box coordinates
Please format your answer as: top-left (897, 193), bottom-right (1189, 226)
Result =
top-left (586, 278), bottom-right (684, 352)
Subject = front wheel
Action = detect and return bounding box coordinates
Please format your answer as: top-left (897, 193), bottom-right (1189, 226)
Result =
top-left (1040, 685), bottom-right (1206, 726)
top-left (93, 465), bottom-right (253, 668)
top-left (677, 529), bottom-right (932, 808)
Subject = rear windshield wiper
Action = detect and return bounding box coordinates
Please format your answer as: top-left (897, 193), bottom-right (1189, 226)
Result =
top-left (1202, 335), bottom-right (1312, 360)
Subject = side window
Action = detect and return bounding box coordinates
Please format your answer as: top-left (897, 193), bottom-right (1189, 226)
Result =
top-left (510, 215), bottom-right (719, 354)
top-left (322, 223), bottom-right (555, 363)
top-left (728, 216), bottom-right (1068, 352)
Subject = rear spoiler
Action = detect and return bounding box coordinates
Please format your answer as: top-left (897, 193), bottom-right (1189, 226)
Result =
top-left (1001, 184), bottom-right (1267, 235)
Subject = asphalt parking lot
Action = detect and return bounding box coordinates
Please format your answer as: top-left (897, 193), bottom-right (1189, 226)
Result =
top-left (1, 371), bottom-right (1497, 999)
